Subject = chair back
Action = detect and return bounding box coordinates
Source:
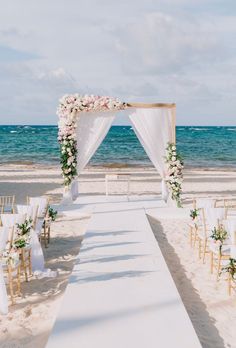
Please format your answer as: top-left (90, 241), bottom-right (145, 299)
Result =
top-left (222, 219), bottom-right (236, 245)
top-left (0, 227), bottom-right (13, 253)
top-left (27, 197), bottom-right (48, 218)
top-left (194, 198), bottom-right (216, 209)
top-left (203, 207), bottom-right (226, 232)
top-left (17, 205), bottom-right (38, 228)
top-left (0, 213), bottom-right (26, 228)
top-left (0, 195), bottom-right (15, 213)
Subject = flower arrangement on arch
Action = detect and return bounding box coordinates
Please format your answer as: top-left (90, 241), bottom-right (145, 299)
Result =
top-left (57, 94), bottom-right (126, 186)
top-left (165, 142), bottom-right (184, 207)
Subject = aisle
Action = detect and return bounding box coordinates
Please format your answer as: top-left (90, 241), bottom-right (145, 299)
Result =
top-left (47, 196), bottom-right (201, 348)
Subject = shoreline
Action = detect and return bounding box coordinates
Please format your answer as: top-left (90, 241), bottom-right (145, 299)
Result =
top-left (1, 162), bottom-right (236, 172)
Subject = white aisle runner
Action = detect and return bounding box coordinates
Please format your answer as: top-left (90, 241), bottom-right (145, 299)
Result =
top-left (47, 197), bottom-right (201, 348)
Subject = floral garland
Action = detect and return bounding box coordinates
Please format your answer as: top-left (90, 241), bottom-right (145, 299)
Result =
top-left (57, 94), bottom-right (126, 186)
top-left (165, 142), bottom-right (184, 207)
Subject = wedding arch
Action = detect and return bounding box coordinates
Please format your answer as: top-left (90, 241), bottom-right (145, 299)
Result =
top-left (57, 95), bottom-right (184, 207)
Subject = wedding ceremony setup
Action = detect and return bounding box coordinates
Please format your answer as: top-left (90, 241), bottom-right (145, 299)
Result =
top-left (0, 95), bottom-right (236, 348)
top-left (46, 95), bottom-right (235, 347)
top-left (57, 94), bottom-right (183, 207)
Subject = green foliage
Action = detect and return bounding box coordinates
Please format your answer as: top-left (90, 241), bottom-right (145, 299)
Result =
top-left (221, 258), bottom-right (236, 279)
top-left (190, 209), bottom-right (199, 220)
top-left (48, 206), bottom-right (57, 221)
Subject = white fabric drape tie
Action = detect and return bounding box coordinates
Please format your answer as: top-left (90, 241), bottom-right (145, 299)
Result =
top-left (129, 108), bottom-right (174, 204)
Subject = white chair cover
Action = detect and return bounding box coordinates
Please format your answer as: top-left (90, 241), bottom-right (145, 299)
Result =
top-left (204, 208), bottom-right (225, 231)
top-left (223, 219), bottom-right (236, 245)
top-left (28, 197), bottom-right (48, 217)
top-left (0, 227), bottom-right (10, 253)
top-left (195, 198), bottom-right (215, 209)
top-left (0, 227), bottom-right (10, 315)
top-left (17, 204), bottom-right (38, 222)
top-left (1, 213), bottom-right (26, 228)
top-left (0, 262), bottom-right (8, 315)
top-left (17, 205), bottom-right (45, 273)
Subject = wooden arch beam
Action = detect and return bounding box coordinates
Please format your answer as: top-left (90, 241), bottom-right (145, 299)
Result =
top-left (126, 102), bottom-right (176, 108)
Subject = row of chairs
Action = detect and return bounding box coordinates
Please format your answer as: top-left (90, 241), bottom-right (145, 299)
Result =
top-left (189, 198), bottom-right (236, 295)
top-left (0, 195), bottom-right (52, 305)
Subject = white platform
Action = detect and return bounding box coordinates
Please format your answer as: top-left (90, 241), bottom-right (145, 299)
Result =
top-left (47, 195), bottom-right (201, 348)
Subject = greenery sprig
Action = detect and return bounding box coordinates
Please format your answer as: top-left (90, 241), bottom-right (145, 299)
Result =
top-left (48, 206), bottom-right (58, 221)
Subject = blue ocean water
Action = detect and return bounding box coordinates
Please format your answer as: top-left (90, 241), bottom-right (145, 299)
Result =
top-left (0, 125), bottom-right (236, 168)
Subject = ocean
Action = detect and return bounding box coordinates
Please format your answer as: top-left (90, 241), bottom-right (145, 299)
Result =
top-left (0, 125), bottom-right (236, 168)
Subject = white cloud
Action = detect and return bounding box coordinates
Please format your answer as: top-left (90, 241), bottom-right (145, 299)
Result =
top-left (0, 0), bottom-right (235, 125)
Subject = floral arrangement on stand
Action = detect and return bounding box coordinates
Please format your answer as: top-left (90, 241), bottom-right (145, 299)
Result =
top-left (165, 142), bottom-right (184, 207)
top-left (48, 206), bottom-right (58, 221)
top-left (210, 224), bottom-right (228, 254)
top-left (190, 208), bottom-right (199, 221)
top-left (0, 219), bottom-right (32, 267)
top-left (221, 258), bottom-right (236, 282)
top-left (57, 94), bottom-right (126, 186)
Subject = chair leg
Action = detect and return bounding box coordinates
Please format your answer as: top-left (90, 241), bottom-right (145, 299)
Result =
top-left (193, 229), bottom-right (198, 248)
top-left (189, 226), bottom-right (193, 246)
top-left (210, 252), bottom-right (214, 274)
top-left (202, 240), bottom-right (207, 264)
top-left (17, 266), bottom-right (21, 295)
top-left (44, 224), bottom-right (48, 248)
top-left (29, 250), bottom-right (32, 276)
top-left (198, 239), bottom-right (202, 259)
top-left (216, 254), bottom-right (221, 281)
top-left (228, 274), bottom-right (232, 296)
top-left (8, 268), bottom-right (15, 305)
top-left (21, 250), bottom-right (28, 282)
top-left (48, 226), bottom-right (50, 244)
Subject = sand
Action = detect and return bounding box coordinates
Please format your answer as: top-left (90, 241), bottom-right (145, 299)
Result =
top-left (0, 164), bottom-right (236, 348)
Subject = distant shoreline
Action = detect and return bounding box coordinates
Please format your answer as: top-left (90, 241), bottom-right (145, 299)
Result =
top-left (0, 162), bottom-right (236, 172)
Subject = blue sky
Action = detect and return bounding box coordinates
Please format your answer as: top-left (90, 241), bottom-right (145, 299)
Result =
top-left (0, 0), bottom-right (235, 125)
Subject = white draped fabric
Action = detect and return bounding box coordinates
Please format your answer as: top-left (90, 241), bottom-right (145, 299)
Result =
top-left (17, 205), bottom-right (45, 273)
top-left (129, 108), bottom-right (174, 203)
top-left (63, 111), bottom-right (116, 202)
top-left (203, 208), bottom-right (226, 233)
top-left (0, 227), bottom-right (9, 315)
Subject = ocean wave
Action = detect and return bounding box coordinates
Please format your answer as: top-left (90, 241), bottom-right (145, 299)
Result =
top-left (10, 130), bottom-right (17, 133)
top-left (227, 128), bottom-right (236, 131)
top-left (189, 128), bottom-right (209, 131)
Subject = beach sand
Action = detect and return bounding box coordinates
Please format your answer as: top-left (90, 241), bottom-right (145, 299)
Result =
top-left (0, 164), bottom-right (236, 348)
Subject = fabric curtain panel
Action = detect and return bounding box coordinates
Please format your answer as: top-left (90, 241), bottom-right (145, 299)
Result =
top-left (76, 111), bottom-right (116, 172)
top-left (63, 110), bottom-right (116, 202)
top-left (129, 108), bottom-right (174, 203)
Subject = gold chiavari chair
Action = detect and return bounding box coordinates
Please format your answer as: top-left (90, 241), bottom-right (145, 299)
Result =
top-left (189, 198), bottom-right (216, 249)
top-left (197, 207), bottom-right (226, 263)
top-left (16, 205), bottom-right (39, 282)
top-left (209, 223), bottom-right (231, 281)
top-left (0, 196), bottom-right (15, 214)
top-left (27, 196), bottom-right (50, 247)
top-left (0, 226), bottom-right (21, 305)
